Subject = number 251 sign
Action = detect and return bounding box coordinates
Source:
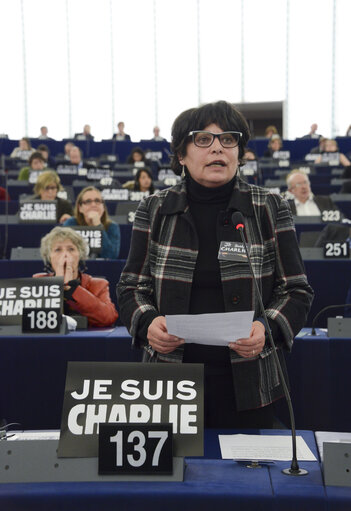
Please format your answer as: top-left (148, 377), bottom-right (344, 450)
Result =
top-left (99, 423), bottom-right (173, 475)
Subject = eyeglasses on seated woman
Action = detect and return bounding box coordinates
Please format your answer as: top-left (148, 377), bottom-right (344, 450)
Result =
top-left (32, 170), bottom-right (73, 224)
top-left (36, 226), bottom-right (118, 328)
top-left (63, 186), bottom-right (121, 259)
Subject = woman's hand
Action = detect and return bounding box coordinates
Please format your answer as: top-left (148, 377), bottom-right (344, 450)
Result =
top-left (147, 316), bottom-right (185, 354)
top-left (229, 320), bottom-right (266, 358)
top-left (54, 253), bottom-right (75, 286)
top-left (59, 213), bottom-right (72, 224)
top-left (85, 210), bottom-right (101, 226)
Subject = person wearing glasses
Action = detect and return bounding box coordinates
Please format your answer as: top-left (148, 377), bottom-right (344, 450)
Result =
top-left (63, 186), bottom-right (121, 259)
top-left (117, 100), bottom-right (313, 429)
top-left (37, 226), bottom-right (118, 328)
top-left (31, 170), bottom-right (73, 224)
top-left (286, 169), bottom-right (341, 217)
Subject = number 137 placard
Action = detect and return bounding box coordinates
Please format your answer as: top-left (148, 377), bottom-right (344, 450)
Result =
top-left (98, 423), bottom-right (173, 475)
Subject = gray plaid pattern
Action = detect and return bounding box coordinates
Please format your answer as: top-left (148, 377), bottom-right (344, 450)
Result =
top-left (117, 177), bottom-right (313, 410)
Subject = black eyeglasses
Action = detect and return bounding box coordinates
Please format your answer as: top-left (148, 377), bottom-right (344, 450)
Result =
top-left (80, 198), bottom-right (104, 205)
top-left (188, 130), bottom-right (242, 148)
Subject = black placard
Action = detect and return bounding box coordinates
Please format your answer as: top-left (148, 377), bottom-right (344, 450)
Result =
top-left (99, 423), bottom-right (173, 475)
top-left (58, 362), bottom-right (203, 458)
top-left (18, 200), bottom-right (57, 224)
top-left (22, 308), bottom-right (61, 333)
top-left (324, 242), bottom-right (350, 259)
top-left (0, 277), bottom-right (63, 325)
top-left (321, 210), bottom-right (341, 222)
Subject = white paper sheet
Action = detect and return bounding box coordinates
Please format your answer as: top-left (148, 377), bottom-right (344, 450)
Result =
top-left (315, 431), bottom-right (351, 461)
top-left (218, 434), bottom-right (317, 461)
top-left (165, 311), bottom-right (254, 346)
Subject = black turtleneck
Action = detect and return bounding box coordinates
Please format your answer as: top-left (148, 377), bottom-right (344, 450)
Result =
top-left (183, 174), bottom-right (236, 369)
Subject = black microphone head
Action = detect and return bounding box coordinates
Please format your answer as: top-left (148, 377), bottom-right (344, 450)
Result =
top-left (232, 211), bottom-right (245, 230)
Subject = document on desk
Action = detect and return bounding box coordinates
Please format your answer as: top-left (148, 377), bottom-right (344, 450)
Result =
top-left (165, 311), bottom-right (254, 346)
top-left (219, 434), bottom-right (317, 461)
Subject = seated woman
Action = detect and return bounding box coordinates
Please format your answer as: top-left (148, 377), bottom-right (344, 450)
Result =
top-left (10, 137), bottom-right (35, 159)
top-left (32, 170), bottom-right (73, 224)
top-left (37, 226), bottom-right (118, 327)
top-left (122, 167), bottom-right (155, 194)
top-left (127, 146), bottom-right (147, 165)
top-left (18, 151), bottom-right (47, 181)
top-left (64, 186), bottom-right (121, 259)
top-left (315, 139), bottom-right (350, 167)
top-left (263, 134), bottom-right (283, 157)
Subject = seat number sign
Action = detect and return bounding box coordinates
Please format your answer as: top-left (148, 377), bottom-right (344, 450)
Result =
top-left (323, 242), bottom-right (349, 259)
top-left (22, 308), bottom-right (61, 333)
top-left (98, 423), bottom-right (173, 475)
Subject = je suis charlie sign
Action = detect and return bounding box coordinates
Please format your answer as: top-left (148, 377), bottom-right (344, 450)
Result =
top-left (0, 277), bottom-right (63, 324)
top-left (58, 362), bottom-right (204, 458)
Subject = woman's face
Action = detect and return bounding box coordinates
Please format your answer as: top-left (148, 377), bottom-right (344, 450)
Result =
top-left (19, 139), bottom-right (29, 150)
top-left (270, 139), bottom-right (281, 151)
top-left (138, 171), bottom-right (152, 191)
top-left (50, 239), bottom-right (80, 277)
top-left (31, 158), bottom-right (45, 171)
top-left (133, 152), bottom-right (143, 162)
top-left (325, 140), bottom-right (337, 152)
top-left (78, 190), bottom-right (105, 221)
top-left (179, 123), bottom-right (239, 188)
top-left (40, 182), bottom-right (58, 200)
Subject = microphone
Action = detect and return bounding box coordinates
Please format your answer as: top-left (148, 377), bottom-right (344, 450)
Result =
top-left (310, 303), bottom-right (351, 335)
top-left (231, 211), bottom-right (308, 476)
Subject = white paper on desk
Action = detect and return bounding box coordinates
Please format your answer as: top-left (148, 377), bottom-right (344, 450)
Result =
top-left (218, 434), bottom-right (317, 461)
top-left (165, 311), bottom-right (254, 346)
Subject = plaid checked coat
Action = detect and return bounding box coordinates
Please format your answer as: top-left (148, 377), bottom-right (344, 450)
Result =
top-left (117, 177), bottom-right (314, 411)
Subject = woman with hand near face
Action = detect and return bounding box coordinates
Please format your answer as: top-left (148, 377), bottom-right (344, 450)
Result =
top-left (64, 186), bottom-right (121, 259)
top-left (118, 100), bottom-right (313, 429)
top-left (37, 227), bottom-right (118, 327)
top-left (32, 170), bottom-right (73, 224)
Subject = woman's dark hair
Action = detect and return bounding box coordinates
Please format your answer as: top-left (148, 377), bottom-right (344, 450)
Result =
top-left (134, 167), bottom-right (154, 194)
top-left (170, 100), bottom-right (250, 175)
top-left (127, 146), bottom-right (145, 164)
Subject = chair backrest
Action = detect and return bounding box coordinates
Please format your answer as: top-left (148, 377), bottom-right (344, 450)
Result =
top-left (10, 247), bottom-right (41, 260)
top-left (299, 231), bottom-right (322, 247)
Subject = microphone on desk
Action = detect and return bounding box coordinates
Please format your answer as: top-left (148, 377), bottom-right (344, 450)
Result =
top-left (310, 303), bottom-right (351, 335)
top-left (232, 211), bottom-right (308, 476)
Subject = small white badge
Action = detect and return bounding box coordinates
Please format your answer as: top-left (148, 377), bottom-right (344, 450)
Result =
top-left (218, 241), bottom-right (251, 261)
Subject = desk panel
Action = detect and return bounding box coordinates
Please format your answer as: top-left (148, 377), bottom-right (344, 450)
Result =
top-left (0, 327), bottom-right (141, 430)
top-left (0, 430), bottom-right (332, 511)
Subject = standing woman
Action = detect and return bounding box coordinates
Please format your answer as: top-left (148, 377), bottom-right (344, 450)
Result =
top-left (117, 100), bottom-right (313, 429)
top-left (64, 186), bottom-right (121, 259)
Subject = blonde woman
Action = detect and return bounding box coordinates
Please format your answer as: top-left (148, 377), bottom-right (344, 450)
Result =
top-left (33, 170), bottom-right (73, 223)
top-left (37, 226), bottom-right (118, 327)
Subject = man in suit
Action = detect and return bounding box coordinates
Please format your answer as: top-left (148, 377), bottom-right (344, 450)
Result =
top-left (74, 124), bottom-right (94, 140)
top-left (301, 123), bottom-right (322, 140)
top-left (286, 169), bottom-right (341, 216)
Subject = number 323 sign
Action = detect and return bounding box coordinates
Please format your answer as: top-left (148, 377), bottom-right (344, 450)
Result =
top-left (98, 423), bottom-right (173, 475)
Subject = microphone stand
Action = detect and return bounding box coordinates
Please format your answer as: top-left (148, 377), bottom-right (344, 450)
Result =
top-left (310, 304), bottom-right (351, 335)
top-left (235, 219), bottom-right (308, 476)
top-left (1, 154), bottom-right (9, 259)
